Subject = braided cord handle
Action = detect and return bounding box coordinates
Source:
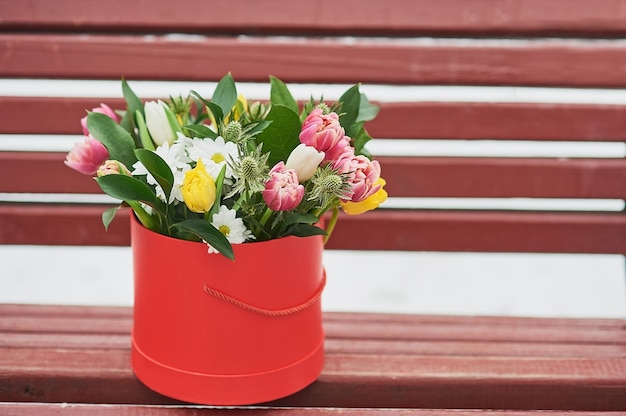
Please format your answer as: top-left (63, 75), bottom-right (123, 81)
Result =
top-left (202, 273), bottom-right (326, 317)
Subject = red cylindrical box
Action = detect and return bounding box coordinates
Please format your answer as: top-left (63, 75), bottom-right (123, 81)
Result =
top-left (130, 216), bottom-right (325, 405)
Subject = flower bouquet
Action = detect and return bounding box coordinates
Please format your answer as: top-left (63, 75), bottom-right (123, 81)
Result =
top-left (65, 74), bottom-right (387, 260)
top-left (64, 74), bottom-right (387, 405)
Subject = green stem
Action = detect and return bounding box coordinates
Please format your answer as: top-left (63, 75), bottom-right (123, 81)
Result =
top-left (323, 206), bottom-right (340, 244)
top-left (259, 207), bottom-right (273, 226)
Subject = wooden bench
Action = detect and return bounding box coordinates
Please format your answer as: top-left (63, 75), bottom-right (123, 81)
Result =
top-left (1, 0), bottom-right (625, 414)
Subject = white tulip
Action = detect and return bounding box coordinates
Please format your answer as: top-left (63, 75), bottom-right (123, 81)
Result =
top-left (285, 143), bottom-right (325, 181)
top-left (144, 100), bottom-right (176, 145)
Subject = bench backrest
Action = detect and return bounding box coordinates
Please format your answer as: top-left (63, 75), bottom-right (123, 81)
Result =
top-left (1, 0), bottom-right (625, 255)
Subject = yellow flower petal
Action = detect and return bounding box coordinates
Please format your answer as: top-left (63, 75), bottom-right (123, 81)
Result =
top-left (182, 159), bottom-right (217, 213)
top-left (340, 178), bottom-right (388, 215)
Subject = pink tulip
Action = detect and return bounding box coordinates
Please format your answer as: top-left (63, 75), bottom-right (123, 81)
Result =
top-left (64, 136), bottom-right (110, 175)
top-left (81, 103), bottom-right (119, 136)
top-left (335, 155), bottom-right (382, 203)
top-left (263, 162), bottom-right (304, 211)
top-left (299, 109), bottom-right (347, 160)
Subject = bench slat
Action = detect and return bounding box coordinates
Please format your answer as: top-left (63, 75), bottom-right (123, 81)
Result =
top-left (1, 305), bottom-right (625, 410)
top-left (1, 206), bottom-right (625, 253)
top-left (4, 34), bottom-right (626, 87)
top-left (4, 97), bottom-right (626, 141)
top-left (384, 157), bottom-right (626, 199)
top-left (3, 309), bottom-right (624, 345)
top-left (3, 0), bottom-right (626, 37)
top-left (3, 152), bottom-right (625, 199)
top-left (330, 210), bottom-right (626, 254)
top-left (0, 403), bottom-right (617, 416)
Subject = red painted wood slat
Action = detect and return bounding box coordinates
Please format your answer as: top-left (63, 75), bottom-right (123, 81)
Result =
top-left (3, 0), bottom-right (626, 37)
top-left (327, 210), bottom-right (626, 254)
top-left (382, 157), bottom-right (626, 199)
top-left (4, 97), bottom-right (626, 141)
top-left (1, 305), bottom-right (625, 410)
top-left (4, 152), bottom-right (626, 199)
top-left (3, 311), bottom-right (624, 346)
top-left (1, 206), bottom-right (625, 254)
top-left (0, 403), bottom-right (617, 416)
top-left (3, 34), bottom-right (626, 87)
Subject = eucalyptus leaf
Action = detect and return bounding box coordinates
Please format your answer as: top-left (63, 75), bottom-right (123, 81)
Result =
top-left (135, 149), bottom-right (174, 200)
top-left (211, 73), bottom-right (237, 119)
top-left (87, 112), bottom-right (138, 169)
top-left (256, 105), bottom-right (302, 167)
top-left (270, 76), bottom-right (299, 114)
top-left (172, 219), bottom-right (234, 260)
top-left (95, 174), bottom-right (163, 212)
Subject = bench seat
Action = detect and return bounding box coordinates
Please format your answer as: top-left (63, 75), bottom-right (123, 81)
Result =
top-left (1, 303), bottom-right (625, 411)
top-left (1, 0), bottom-right (625, 413)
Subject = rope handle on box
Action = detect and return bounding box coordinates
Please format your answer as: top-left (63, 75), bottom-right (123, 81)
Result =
top-left (202, 272), bottom-right (326, 317)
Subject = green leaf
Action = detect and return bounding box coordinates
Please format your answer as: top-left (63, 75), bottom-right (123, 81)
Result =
top-left (243, 120), bottom-right (272, 137)
top-left (356, 93), bottom-right (380, 123)
top-left (211, 73), bottom-right (237, 119)
top-left (126, 200), bottom-right (160, 231)
top-left (95, 174), bottom-right (163, 212)
top-left (119, 78), bottom-right (144, 140)
top-left (256, 105), bottom-right (302, 167)
top-left (270, 76), bottom-right (299, 114)
top-left (172, 219), bottom-right (234, 260)
top-left (135, 110), bottom-right (155, 151)
top-left (337, 84), bottom-right (362, 130)
top-left (208, 164), bottom-right (227, 219)
top-left (283, 224), bottom-right (327, 238)
top-left (191, 90), bottom-right (224, 126)
top-left (122, 78), bottom-right (144, 116)
top-left (102, 206), bottom-right (120, 230)
top-left (282, 212), bottom-right (320, 228)
top-left (87, 112), bottom-right (138, 169)
top-left (135, 149), bottom-right (174, 200)
top-left (162, 102), bottom-right (183, 135)
top-left (351, 124), bottom-right (373, 158)
top-left (185, 124), bottom-right (219, 139)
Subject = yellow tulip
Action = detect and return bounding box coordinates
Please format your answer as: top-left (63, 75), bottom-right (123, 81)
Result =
top-left (182, 159), bottom-right (216, 213)
top-left (232, 94), bottom-right (248, 121)
top-left (340, 178), bottom-right (388, 215)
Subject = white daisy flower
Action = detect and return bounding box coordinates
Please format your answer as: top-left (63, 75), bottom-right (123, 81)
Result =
top-left (206, 205), bottom-right (255, 254)
top-left (186, 136), bottom-right (239, 180)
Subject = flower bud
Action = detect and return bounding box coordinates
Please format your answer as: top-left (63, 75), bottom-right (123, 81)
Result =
top-left (224, 121), bottom-right (243, 142)
top-left (64, 136), bottom-right (110, 176)
top-left (145, 100), bottom-right (176, 146)
top-left (181, 159), bottom-right (217, 213)
top-left (285, 144), bottom-right (324, 181)
top-left (96, 160), bottom-right (131, 177)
